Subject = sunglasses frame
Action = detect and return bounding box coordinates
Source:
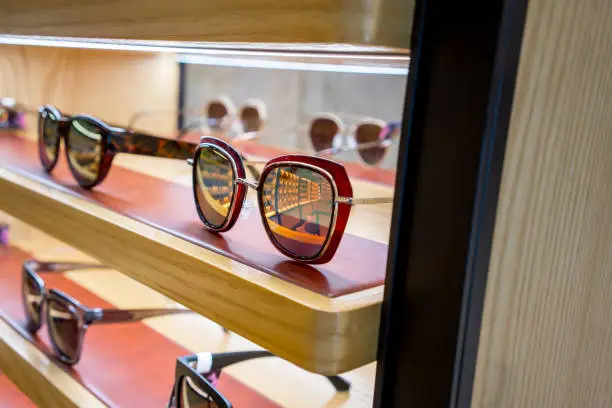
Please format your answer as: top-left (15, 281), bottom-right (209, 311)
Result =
top-left (21, 260), bottom-right (194, 365)
top-left (308, 112), bottom-right (401, 166)
top-left (192, 137), bottom-right (354, 264)
top-left (38, 105), bottom-right (197, 189)
top-left (168, 350), bottom-right (350, 408)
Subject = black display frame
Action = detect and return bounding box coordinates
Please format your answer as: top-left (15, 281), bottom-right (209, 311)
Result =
top-left (374, 0), bottom-right (529, 407)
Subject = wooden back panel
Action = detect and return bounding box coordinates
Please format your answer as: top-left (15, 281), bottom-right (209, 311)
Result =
top-left (473, 0), bottom-right (612, 406)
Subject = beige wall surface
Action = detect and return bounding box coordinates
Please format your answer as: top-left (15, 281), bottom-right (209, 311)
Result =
top-left (473, 0), bottom-right (612, 406)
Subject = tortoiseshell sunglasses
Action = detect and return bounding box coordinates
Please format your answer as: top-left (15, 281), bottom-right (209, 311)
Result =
top-left (190, 137), bottom-right (393, 264)
top-left (22, 260), bottom-right (196, 365)
top-left (38, 105), bottom-right (197, 189)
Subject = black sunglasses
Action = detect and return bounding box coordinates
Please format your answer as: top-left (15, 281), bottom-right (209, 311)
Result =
top-left (168, 350), bottom-right (350, 408)
top-left (22, 260), bottom-right (196, 365)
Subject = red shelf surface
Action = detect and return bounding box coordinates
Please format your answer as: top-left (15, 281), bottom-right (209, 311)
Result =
top-left (0, 246), bottom-right (278, 408)
top-left (0, 134), bottom-right (387, 297)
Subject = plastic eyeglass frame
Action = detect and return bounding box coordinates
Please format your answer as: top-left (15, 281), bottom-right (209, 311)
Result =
top-left (167, 350), bottom-right (350, 408)
top-left (38, 105), bottom-right (199, 189)
top-left (308, 112), bottom-right (402, 166)
top-left (190, 137), bottom-right (393, 264)
top-left (22, 260), bottom-right (194, 365)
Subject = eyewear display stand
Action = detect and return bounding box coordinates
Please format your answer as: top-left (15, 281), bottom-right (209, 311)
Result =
top-left (0, 132), bottom-right (387, 375)
top-left (0, 245), bottom-right (277, 408)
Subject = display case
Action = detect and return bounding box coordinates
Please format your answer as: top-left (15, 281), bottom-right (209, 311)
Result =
top-left (3, 0), bottom-right (612, 407)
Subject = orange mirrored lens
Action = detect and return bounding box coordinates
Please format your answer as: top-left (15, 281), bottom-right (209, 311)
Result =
top-left (309, 118), bottom-right (339, 152)
top-left (261, 165), bottom-right (335, 259)
top-left (355, 123), bottom-right (386, 165)
top-left (195, 146), bottom-right (236, 229)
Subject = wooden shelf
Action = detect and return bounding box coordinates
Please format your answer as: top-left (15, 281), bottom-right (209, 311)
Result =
top-left (0, 0), bottom-right (414, 48)
top-left (0, 317), bottom-right (105, 408)
top-left (0, 140), bottom-right (385, 375)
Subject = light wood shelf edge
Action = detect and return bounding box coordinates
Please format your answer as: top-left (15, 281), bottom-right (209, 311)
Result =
top-left (0, 317), bottom-right (105, 408)
top-left (0, 167), bottom-right (382, 374)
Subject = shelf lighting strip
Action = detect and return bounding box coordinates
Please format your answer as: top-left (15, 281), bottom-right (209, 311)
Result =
top-left (0, 35), bottom-right (409, 76)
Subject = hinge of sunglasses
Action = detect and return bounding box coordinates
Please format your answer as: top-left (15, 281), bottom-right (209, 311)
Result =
top-left (186, 158), bottom-right (194, 166)
top-left (85, 308), bottom-right (104, 324)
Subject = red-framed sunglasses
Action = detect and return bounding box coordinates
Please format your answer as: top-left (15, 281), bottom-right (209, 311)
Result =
top-left (38, 105), bottom-right (197, 189)
top-left (190, 137), bottom-right (393, 264)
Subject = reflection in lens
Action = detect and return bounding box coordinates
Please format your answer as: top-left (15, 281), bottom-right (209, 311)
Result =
top-left (309, 118), bottom-right (339, 152)
top-left (22, 272), bottom-right (43, 329)
top-left (240, 106), bottom-right (261, 133)
top-left (180, 376), bottom-right (219, 408)
top-left (261, 166), bottom-right (335, 259)
top-left (355, 123), bottom-right (386, 165)
top-left (47, 298), bottom-right (80, 362)
top-left (41, 111), bottom-right (60, 165)
top-left (67, 118), bottom-right (104, 184)
top-left (195, 147), bottom-right (236, 229)
top-left (207, 102), bottom-right (228, 131)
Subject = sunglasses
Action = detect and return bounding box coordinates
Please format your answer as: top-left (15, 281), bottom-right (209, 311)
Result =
top-left (22, 260), bottom-right (194, 365)
top-left (128, 97), bottom-right (267, 142)
top-left (308, 113), bottom-right (401, 166)
top-left (38, 105), bottom-right (198, 189)
top-left (190, 137), bottom-right (393, 263)
top-left (168, 350), bottom-right (350, 408)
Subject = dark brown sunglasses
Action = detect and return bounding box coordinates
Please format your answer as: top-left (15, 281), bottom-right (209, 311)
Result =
top-left (22, 260), bottom-right (195, 365)
top-left (168, 350), bottom-right (350, 408)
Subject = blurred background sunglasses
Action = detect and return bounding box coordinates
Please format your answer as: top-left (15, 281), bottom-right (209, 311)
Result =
top-left (308, 112), bottom-right (401, 166)
top-left (22, 260), bottom-right (196, 365)
top-left (168, 350), bottom-right (350, 408)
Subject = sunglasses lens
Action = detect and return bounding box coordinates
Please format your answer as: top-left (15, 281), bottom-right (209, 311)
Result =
top-left (67, 118), bottom-right (104, 184)
top-left (22, 272), bottom-right (42, 329)
top-left (355, 123), bottom-right (386, 165)
top-left (240, 106), bottom-right (262, 133)
top-left (207, 102), bottom-right (228, 130)
top-left (39, 111), bottom-right (60, 167)
top-left (194, 146), bottom-right (236, 229)
top-left (261, 166), bottom-right (335, 259)
top-left (47, 297), bottom-right (80, 362)
top-left (309, 118), bottom-right (339, 152)
top-left (179, 376), bottom-right (219, 408)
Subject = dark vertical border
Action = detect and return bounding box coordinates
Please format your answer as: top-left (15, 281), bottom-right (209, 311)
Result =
top-left (177, 62), bottom-right (187, 130)
top-left (374, 0), bottom-right (528, 406)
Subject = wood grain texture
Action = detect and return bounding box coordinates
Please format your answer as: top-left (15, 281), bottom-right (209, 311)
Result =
top-left (472, 0), bottom-right (612, 406)
top-left (0, 167), bottom-right (382, 375)
top-left (0, 318), bottom-right (106, 408)
top-left (0, 44), bottom-right (178, 139)
top-left (0, 0), bottom-right (414, 48)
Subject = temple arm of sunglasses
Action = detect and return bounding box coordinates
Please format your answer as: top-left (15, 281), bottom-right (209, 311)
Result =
top-left (23, 260), bottom-right (108, 273)
top-left (337, 197), bottom-right (394, 205)
top-left (111, 130), bottom-right (198, 160)
top-left (91, 308), bottom-right (194, 324)
top-left (193, 350), bottom-right (350, 392)
top-left (126, 107), bottom-right (207, 131)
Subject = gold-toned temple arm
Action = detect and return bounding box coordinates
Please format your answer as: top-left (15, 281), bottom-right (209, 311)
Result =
top-left (337, 197), bottom-right (394, 205)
